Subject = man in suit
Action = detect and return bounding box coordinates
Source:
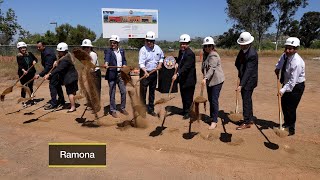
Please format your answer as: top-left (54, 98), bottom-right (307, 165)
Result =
top-left (234, 32), bottom-right (258, 130)
top-left (35, 40), bottom-right (65, 110)
top-left (138, 31), bottom-right (164, 117)
top-left (172, 34), bottom-right (197, 119)
top-left (104, 35), bottom-right (128, 118)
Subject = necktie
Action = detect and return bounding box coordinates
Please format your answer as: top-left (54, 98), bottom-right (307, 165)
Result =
top-left (280, 56), bottom-right (288, 84)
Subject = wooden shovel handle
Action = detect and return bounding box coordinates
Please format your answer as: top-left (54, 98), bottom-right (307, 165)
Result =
top-left (13, 63), bottom-right (36, 86)
top-left (168, 68), bottom-right (178, 98)
top-left (135, 69), bottom-right (157, 86)
top-left (235, 78), bottom-right (240, 114)
top-left (31, 55), bottom-right (65, 97)
top-left (276, 76), bottom-right (284, 129)
top-left (97, 65), bottom-right (124, 68)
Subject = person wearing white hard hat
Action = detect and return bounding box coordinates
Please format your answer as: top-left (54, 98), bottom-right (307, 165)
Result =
top-left (104, 35), bottom-right (129, 118)
top-left (35, 40), bottom-right (65, 109)
top-left (234, 32), bottom-right (258, 130)
top-left (201, 37), bottom-right (225, 129)
top-left (16, 42), bottom-right (37, 104)
top-left (45, 42), bottom-right (79, 113)
top-left (138, 31), bottom-right (164, 117)
top-left (81, 39), bottom-right (101, 101)
top-left (172, 34), bottom-right (197, 119)
top-left (274, 37), bottom-right (305, 136)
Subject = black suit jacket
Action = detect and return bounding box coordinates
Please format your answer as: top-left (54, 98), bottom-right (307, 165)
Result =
top-left (39, 47), bottom-right (57, 77)
top-left (235, 46), bottom-right (258, 90)
top-left (50, 53), bottom-right (78, 85)
top-left (104, 48), bottom-right (127, 81)
top-left (16, 52), bottom-right (37, 77)
top-left (177, 48), bottom-right (197, 89)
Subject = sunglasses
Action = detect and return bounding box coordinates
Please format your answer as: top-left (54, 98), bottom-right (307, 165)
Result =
top-left (203, 45), bottom-right (212, 48)
top-left (111, 41), bottom-right (118, 44)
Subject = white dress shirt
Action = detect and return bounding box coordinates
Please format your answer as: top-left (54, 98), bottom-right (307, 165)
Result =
top-left (139, 44), bottom-right (164, 71)
top-left (276, 53), bottom-right (305, 94)
top-left (90, 51), bottom-right (100, 71)
top-left (113, 48), bottom-right (122, 71)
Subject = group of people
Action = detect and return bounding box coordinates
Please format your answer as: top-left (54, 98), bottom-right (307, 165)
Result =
top-left (15, 30), bottom-right (305, 136)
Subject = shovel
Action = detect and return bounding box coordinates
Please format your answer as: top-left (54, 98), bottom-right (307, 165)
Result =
top-left (228, 78), bottom-right (243, 122)
top-left (134, 69), bottom-right (157, 86)
top-left (1, 64), bottom-right (35, 101)
top-left (18, 55), bottom-right (66, 103)
top-left (154, 68), bottom-right (177, 105)
top-left (75, 106), bottom-right (88, 123)
top-left (273, 75), bottom-right (288, 137)
top-left (24, 103), bottom-right (47, 115)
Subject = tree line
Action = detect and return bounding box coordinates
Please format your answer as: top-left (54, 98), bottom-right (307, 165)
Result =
top-left (1, 0), bottom-right (319, 49)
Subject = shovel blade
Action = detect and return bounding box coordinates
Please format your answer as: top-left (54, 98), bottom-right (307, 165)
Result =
top-left (75, 117), bottom-right (86, 123)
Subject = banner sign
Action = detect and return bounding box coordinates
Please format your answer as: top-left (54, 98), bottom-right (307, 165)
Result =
top-left (102, 8), bottom-right (158, 39)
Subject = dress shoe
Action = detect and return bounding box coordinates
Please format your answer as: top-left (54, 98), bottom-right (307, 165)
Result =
top-left (120, 109), bottom-right (129, 115)
top-left (111, 112), bottom-right (119, 118)
top-left (288, 127), bottom-right (295, 136)
top-left (183, 113), bottom-right (190, 119)
top-left (236, 123), bottom-right (251, 130)
top-left (44, 104), bottom-right (57, 110)
top-left (148, 111), bottom-right (157, 117)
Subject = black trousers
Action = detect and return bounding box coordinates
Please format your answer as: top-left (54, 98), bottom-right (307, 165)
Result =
top-left (139, 70), bottom-right (157, 112)
top-left (91, 69), bottom-right (102, 101)
top-left (241, 88), bottom-right (254, 123)
top-left (281, 82), bottom-right (305, 129)
top-left (49, 74), bottom-right (65, 106)
top-left (180, 85), bottom-right (195, 114)
top-left (19, 73), bottom-right (35, 98)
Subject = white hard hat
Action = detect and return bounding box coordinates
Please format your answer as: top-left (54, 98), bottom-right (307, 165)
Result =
top-left (145, 31), bottom-right (156, 40)
top-left (110, 35), bottom-right (120, 42)
top-left (179, 34), bottom-right (191, 43)
top-left (237, 32), bottom-right (254, 45)
top-left (17, 42), bottom-right (27, 49)
top-left (202, 36), bottom-right (215, 45)
top-left (81, 39), bottom-right (93, 47)
top-left (284, 37), bottom-right (300, 47)
top-left (56, 42), bottom-right (68, 51)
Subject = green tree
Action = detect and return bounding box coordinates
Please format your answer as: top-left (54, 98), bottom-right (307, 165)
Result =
top-left (284, 20), bottom-right (300, 37)
top-left (226, 0), bottom-right (275, 50)
top-left (299, 11), bottom-right (320, 48)
top-left (93, 34), bottom-right (109, 48)
top-left (0, 0), bottom-right (26, 44)
top-left (67, 24), bottom-right (96, 45)
top-left (271, 0), bottom-right (308, 50)
top-left (128, 38), bottom-right (145, 49)
top-left (216, 28), bottom-right (240, 48)
top-left (55, 23), bottom-right (73, 43)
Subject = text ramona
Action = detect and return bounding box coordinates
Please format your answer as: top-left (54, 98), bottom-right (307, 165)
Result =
top-left (60, 151), bottom-right (95, 159)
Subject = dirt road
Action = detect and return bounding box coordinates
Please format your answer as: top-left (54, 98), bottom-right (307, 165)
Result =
top-left (0, 56), bottom-right (319, 179)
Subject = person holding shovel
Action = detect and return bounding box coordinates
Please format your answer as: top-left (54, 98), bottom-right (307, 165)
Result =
top-left (234, 32), bottom-right (258, 130)
top-left (201, 37), bottom-right (225, 130)
top-left (16, 42), bottom-right (37, 102)
top-left (35, 41), bottom-right (65, 110)
top-left (274, 37), bottom-right (305, 136)
top-left (81, 39), bottom-right (101, 100)
top-left (104, 35), bottom-right (129, 118)
top-left (138, 31), bottom-right (164, 117)
top-left (172, 34), bottom-right (197, 120)
top-left (44, 42), bottom-right (78, 113)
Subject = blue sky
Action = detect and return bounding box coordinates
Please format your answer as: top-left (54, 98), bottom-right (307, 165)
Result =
top-left (2, 0), bottom-right (320, 41)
